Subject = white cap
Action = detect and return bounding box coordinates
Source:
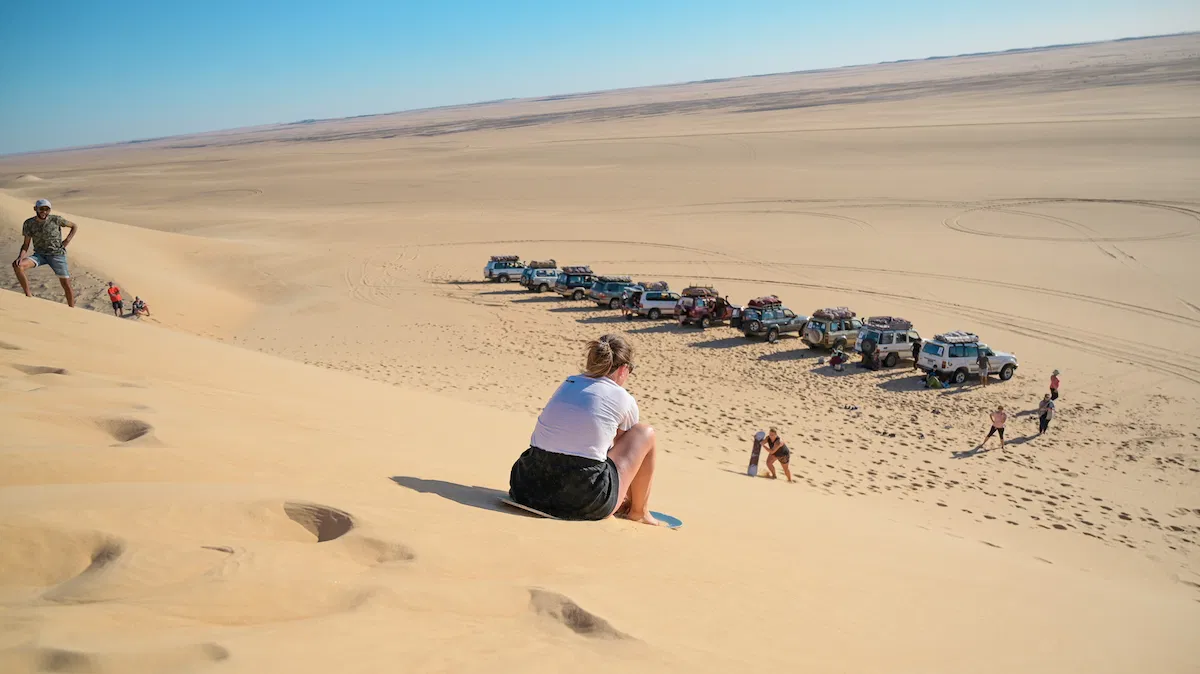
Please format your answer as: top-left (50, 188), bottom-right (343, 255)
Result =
top-left (34, 199), bottom-right (51, 209)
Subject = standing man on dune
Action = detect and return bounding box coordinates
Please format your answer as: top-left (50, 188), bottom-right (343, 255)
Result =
top-left (12, 199), bottom-right (77, 308)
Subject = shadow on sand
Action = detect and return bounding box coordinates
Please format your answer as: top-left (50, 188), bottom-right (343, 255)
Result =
top-left (389, 476), bottom-right (511, 514)
top-left (511, 295), bottom-right (563, 304)
top-left (577, 314), bottom-right (632, 325)
top-left (690, 336), bottom-right (753, 350)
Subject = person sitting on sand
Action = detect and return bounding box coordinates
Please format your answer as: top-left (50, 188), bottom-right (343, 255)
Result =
top-left (764, 427), bottom-right (794, 483)
top-left (829, 349), bottom-right (849, 371)
top-left (508, 334), bottom-right (662, 525)
top-left (982, 405), bottom-right (1007, 449)
top-left (131, 296), bottom-right (150, 317)
top-left (924, 370), bottom-right (946, 389)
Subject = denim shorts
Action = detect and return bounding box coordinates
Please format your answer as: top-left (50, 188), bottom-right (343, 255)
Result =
top-left (27, 253), bottom-right (70, 278)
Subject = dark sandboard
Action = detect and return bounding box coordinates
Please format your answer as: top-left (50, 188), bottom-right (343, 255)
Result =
top-left (500, 498), bottom-right (682, 529)
top-left (748, 432), bottom-right (765, 477)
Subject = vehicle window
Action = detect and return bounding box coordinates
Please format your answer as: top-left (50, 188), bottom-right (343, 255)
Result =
top-left (590, 282), bottom-right (603, 291)
top-left (966, 345), bottom-right (979, 358)
top-left (880, 333), bottom-right (894, 345)
top-left (830, 321), bottom-right (842, 332)
top-left (850, 319), bottom-right (863, 329)
top-left (863, 330), bottom-right (880, 343)
top-left (784, 309), bottom-right (795, 318)
top-left (922, 343), bottom-right (944, 357)
top-left (949, 345), bottom-right (965, 358)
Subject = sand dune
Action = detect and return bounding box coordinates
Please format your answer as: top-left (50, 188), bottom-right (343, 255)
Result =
top-left (1, 35), bottom-right (1199, 673)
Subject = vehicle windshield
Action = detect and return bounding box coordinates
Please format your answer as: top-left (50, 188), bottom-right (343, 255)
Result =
top-left (922, 343), bottom-right (944, 357)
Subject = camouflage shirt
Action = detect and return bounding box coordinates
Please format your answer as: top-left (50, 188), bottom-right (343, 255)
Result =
top-left (22, 215), bottom-right (73, 256)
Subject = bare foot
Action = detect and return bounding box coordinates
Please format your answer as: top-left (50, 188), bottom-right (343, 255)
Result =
top-left (619, 510), bottom-right (665, 527)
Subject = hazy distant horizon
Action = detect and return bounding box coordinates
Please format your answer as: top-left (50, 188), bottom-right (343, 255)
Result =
top-left (2, 0), bottom-right (1197, 156)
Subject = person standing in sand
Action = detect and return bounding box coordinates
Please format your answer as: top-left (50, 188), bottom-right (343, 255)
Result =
top-left (912, 338), bottom-right (922, 369)
top-left (11, 199), bottom-right (77, 308)
top-left (763, 427), bottom-right (794, 483)
top-left (977, 350), bottom-right (990, 386)
top-left (1050, 370), bottom-right (1061, 400)
top-left (106, 282), bottom-right (125, 317)
top-left (508, 334), bottom-right (662, 525)
top-left (981, 405), bottom-right (1007, 449)
top-left (1038, 394), bottom-right (1056, 435)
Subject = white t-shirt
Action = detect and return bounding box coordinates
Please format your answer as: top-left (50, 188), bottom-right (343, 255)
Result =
top-left (529, 375), bottom-right (640, 462)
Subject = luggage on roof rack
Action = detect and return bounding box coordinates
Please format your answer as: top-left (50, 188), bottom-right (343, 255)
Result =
top-left (747, 295), bottom-right (783, 308)
top-left (641, 281), bottom-right (670, 291)
top-left (812, 306), bottom-right (856, 320)
top-left (489, 255), bottom-right (520, 262)
top-left (597, 275), bottom-right (633, 283)
top-left (934, 331), bottom-right (979, 344)
top-left (864, 316), bottom-right (913, 331)
top-left (561, 265), bottom-right (593, 275)
top-left (528, 259), bottom-right (557, 269)
top-left (681, 285), bottom-right (718, 297)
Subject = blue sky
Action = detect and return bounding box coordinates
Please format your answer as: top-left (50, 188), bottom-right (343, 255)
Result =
top-left (1, 0), bottom-right (1196, 155)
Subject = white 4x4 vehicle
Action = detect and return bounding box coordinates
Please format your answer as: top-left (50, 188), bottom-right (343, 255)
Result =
top-left (917, 331), bottom-right (1018, 384)
top-left (483, 255), bottom-right (526, 283)
top-left (855, 316), bottom-right (921, 368)
top-left (632, 290), bottom-right (682, 319)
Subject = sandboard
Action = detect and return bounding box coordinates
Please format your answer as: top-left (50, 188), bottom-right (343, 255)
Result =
top-left (500, 497), bottom-right (682, 529)
top-left (748, 431), bottom-right (766, 477)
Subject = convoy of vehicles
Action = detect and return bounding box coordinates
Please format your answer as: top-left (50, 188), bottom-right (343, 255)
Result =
top-left (482, 255), bottom-right (1018, 385)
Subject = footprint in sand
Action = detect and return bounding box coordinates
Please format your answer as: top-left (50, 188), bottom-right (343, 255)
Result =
top-left (528, 588), bottom-right (631, 640)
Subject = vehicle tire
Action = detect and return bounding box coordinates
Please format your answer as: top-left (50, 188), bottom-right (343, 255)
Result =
top-left (499, 274), bottom-right (510, 283)
top-left (700, 316), bottom-right (712, 328)
top-left (999, 364), bottom-right (1015, 381)
top-left (538, 283), bottom-right (548, 293)
top-left (648, 308), bottom-right (661, 320)
top-left (861, 339), bottom-right (877, 355)
top-left (884, 352), bottom-right (899, 368)
top-left (748, 320), bottom-right (762, 334)
top-left (609, 298), bottom-right (621, 309)
top-left (834, 337), bottom-right (847, 350)
top-left (952, 368), bottom-right (968, 384)
top-left (573, 290), bottom-right (584, 300)
top-left (767, 328), bottom-right (779, 344)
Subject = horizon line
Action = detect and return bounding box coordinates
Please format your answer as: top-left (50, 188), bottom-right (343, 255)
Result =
top-left (3, 29), bottom-right (1196, 159)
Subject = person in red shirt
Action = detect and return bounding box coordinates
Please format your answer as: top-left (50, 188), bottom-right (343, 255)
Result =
top-left (1050, 370), bottom-right (1061, 400)
top-left (106, 281), bottom-right (124, 317)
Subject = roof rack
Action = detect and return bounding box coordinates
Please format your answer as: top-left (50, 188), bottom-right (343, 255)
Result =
top-left (864, 315), bottom-right (913, 331)
top-left (812, 306), bottom-right (856, 320)
top-left (489, 255), bottom-right (520, 262)
top-left (934, 331), bottom-right (979, 344)
top-left (640, 281), bottom-right (670, 291)
top-left (596, 275), bottom-right (633, 283)
top-left (560, 265), bottom-right (593, 275)
top-left (527, 259), bottom-right (557, 269)
top-left (747, 295), bottom-right (783, 308)
top-left (681, 285), bottom-right (718, 297)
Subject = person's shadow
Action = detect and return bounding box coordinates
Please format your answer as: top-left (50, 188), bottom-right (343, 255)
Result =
top-left (389, 476), bottom-right (511, 513)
